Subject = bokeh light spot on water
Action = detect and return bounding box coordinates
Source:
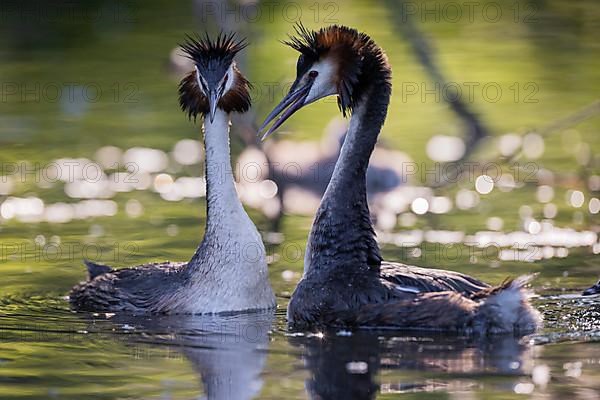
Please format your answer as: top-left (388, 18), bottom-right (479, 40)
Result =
top-left (45, 202), bottom-right (75, 223)
top-left (172, 139), bottom-right (203, 166)
top-left (429, 196), bottom-right (452, 214)
top-left (175, 177), bottom-right (206, 198)
top-left (556, 248), bottom-right (569, 258)
top-left (411, 197), bottom-right (429, 215)
top-left (0, 196), bottom-right (44, 222)
top-left (567, 190), bottom-right (585, 208)
top-left (475, 175), bottom-right (494, 194)
top-left (486, 216), bottom-right (504, 231)
top-left (376, 210), bottom-right (397, 231)
top-left (589, 198), bottom-right (600, 214)
top-left (496, 173), bottom-right (516, 192)
top-left (153, 173), bottom-right (174, 194)
top-left (536, 185), bottom-right (554, 203)
top-left (132, 172), bottom-right (152, 190)
top-left (259, 179), bottom-right (278, 199)
top-left (107, 172), bottom-right (134, 193)
top-left (424, 230), bottom-right (464, 244)
top-left (522, 133), bottom-right (545, 159)
top-left (345, 361), bottom-right (369, 374)
top-left (124, 147), bottom-right (169, 173)
top-left (64, 175), bottom-right (114, 199)
top-left (426, 135), bottom-right (465, 162)
top-left (398, 212), bottom-right (417, 227)
top-left (378, 222), bottom-right (596, 263)
top-left (526, 219), bottom-right (541, 235)
top-left (543, 203), bottom-right (558, 219)
top-left (532, 364), bottom-right (551, 388)
top-left (281, 270), bottom-right (298, 282)
top-left (498, 133), bottom-right (522, 157)
top-left (125, 199), bottom-right (144, 218)
top-left (514, 382), bottom-right (535, 394)
top-left (575, 142), bottom-right (592, 166)
top-left (456, 189), bottom-right (479, 210)
top-left (77, 200), bottom-right (117, 219)
top-left (95, 146), bottom-right (123, 169)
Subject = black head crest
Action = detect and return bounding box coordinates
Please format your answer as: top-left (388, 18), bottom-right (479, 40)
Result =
top-left (283, 22), bottom-right (320, 59)
top-left (178, 32), bottom-right (251, 121)
top-left (180, 32), bottom-right (248, 67)
top-left (283, 23), bottom-right (390, 116)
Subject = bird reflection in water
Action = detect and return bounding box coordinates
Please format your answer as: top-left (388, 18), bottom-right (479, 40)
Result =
top-left (106, 311), bottom-right (275, 400)
top-left (289, 331), bottom-right (532, 399)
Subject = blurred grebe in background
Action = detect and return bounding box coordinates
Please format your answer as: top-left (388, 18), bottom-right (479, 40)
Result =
top-left (583, 280), bottom-right (600, 296)
top-left (236, 117), bottom-right (410, 222)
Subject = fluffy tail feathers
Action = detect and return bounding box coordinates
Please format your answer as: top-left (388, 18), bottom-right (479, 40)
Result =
top-left (473, 275), bottom-right (542, 335)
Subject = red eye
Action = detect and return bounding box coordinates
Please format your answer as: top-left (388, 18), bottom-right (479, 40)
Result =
top-left (223, 74), bottom-right (229, 84)
top-left (309, 70), bottom-right (318, 78)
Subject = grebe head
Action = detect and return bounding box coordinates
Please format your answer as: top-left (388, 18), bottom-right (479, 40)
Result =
top-left (260, 23), bottom-right (390, 139)
top-left (179, 32), bottom-right (251, 122)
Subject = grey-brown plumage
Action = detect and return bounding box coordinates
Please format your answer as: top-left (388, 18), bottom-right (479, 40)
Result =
top-left (261, 24), bottom-right (541, 335)
top-left (70, 261), bottom-right (186, 312)
top-left (355, 277), bottom-right (539, 334)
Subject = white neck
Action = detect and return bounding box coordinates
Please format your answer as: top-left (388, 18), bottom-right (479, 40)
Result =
top-left (203, 109), bottom-right (247, 228)
top-left (173, 109), bottom-right (275, 313)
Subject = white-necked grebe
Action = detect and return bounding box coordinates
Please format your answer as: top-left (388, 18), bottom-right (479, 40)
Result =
top-left (260, 24), bottom-right (540, 334)
top-left (70, 33), bottom-right (275, 314)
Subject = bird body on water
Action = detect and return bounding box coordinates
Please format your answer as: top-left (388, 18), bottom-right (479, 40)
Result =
top-left (261, 24), bottom-right (541, 334)
top-left (70, 34), bottom-right (275, 314)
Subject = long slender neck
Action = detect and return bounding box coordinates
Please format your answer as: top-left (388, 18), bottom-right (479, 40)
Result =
top-left (188, 109), bottom-right (253, 266)
top-left (304, 75), bottom-right (391, 276)
top-left (203, 110), bottom-right (245, 227)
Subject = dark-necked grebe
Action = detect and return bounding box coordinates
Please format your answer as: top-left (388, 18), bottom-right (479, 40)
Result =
top-left (583, 280), bottom-right (600, 296)
top-left (70, 33), bottom-right (275, 314)
top-left (260, 24), bottom-right (540, 334)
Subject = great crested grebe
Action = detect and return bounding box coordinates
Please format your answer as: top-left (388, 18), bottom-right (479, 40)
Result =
top-left (583, 280), bottom-right (600, 296)
top-left (237, 120), bottom-right (407, 224)
top-left (261, 24), bottom-right (540, 334)
top-left (70, 33), bottom-right (275, 314)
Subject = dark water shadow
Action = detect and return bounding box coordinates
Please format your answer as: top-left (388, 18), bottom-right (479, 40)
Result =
top-left (289, 330), bottom-right (532, 399)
